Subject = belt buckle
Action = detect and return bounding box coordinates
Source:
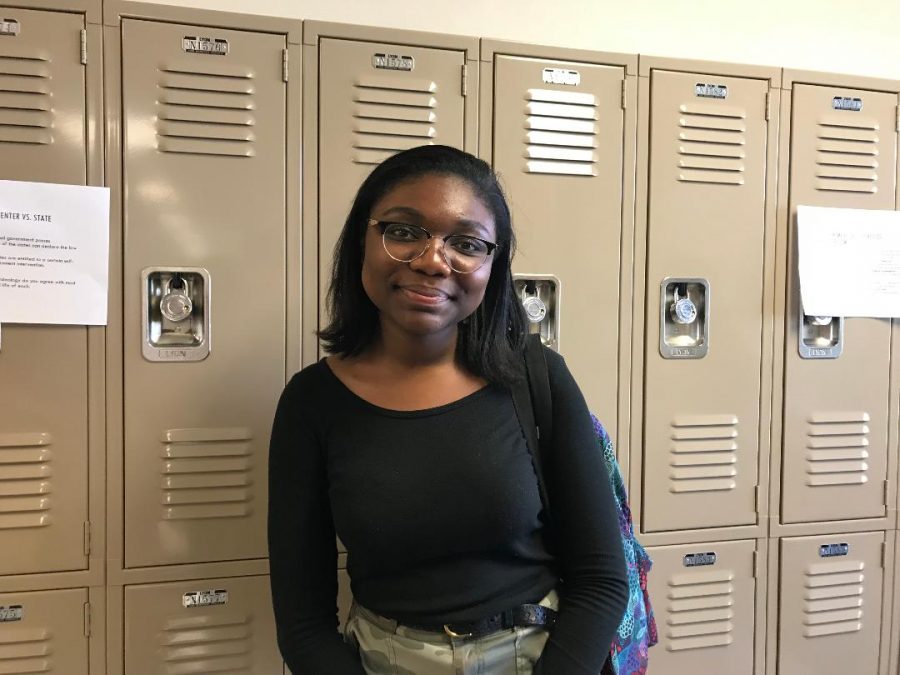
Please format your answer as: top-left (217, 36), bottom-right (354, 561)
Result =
top-left (443, 624), bottom-right (473, 639)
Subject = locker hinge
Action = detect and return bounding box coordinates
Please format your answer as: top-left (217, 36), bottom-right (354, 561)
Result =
top-left (895, 104), bottom-right (899, 132)
top-left (83, 602), bottom-right (91, 637)
top-left (885, 480), bottom-right (890, 508)
top-left (461, 64), bottom-right (468, 97)
top-left (621, 79), bottom-right (627, 109)
top-left (83, 521), bottom-right (91, 556)
top-left (882, 542), bottom-right (887, 568)
top-left (80, 29), bottom-right (87, 65)
top-left (752, 550), bottom-right (759, 578)
top-left (765, 91), bottom-right (772, 121)
top-left (282, 48), bottom-right (289, 83)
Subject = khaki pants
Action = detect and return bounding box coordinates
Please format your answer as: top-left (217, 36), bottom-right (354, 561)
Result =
top-left (344, 591), bottom-right (559, 675)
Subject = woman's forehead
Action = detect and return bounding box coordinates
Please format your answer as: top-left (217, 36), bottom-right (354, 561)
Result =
top-left (372, 174), bottom-right (495, 237)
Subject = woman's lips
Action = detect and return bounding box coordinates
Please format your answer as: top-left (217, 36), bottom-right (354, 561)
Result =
top-left (397, 285), bottom-right (451, 305)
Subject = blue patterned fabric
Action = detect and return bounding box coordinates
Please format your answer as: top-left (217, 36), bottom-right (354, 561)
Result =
top-left (590, 414), bottom-right (658, 675)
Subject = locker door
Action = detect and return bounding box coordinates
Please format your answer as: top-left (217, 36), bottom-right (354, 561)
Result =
top-left (642, 71), bottom-right (770, 532)
top-left (124, 575), bottom-right (280, 675)
top-left (781, 86), bottom-right (897, 524)
top-left (778, 531), bottom-right (885, 674)
top-left (121, 19), bottom-right (287, 567)
top-left (491, 55), bottom-right (625, 427)
top-left (646, 539), bottom-right (757, 674)
top-left (317, 38), bottom-right (466, 328)
top-left (0, 7), bottom-right (89, 575)
top-left (0, 588), bottom-right (89, 674)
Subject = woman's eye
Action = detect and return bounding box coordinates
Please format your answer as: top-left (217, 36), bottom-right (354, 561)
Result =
top-left (385, 224), bottom-right (421, 241)
top-left (449, 237), bottom-right (486, 255)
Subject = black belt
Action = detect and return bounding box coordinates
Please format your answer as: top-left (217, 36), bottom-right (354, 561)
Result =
top-left (406, 604), bottom-right (557, 639)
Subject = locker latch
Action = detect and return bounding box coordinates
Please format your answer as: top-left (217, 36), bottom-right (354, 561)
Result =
top-left (798, 311), bottom-right (843, 359)
top-left (141, 267), bottom-right (211, 362)
top-left (660, 278), bottom-right (709, 359)
top-left (514, 274), bottom-right (560, 351)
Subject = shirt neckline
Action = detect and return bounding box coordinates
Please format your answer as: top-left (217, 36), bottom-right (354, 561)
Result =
top-left (319, 358), bottom-right (493, 418)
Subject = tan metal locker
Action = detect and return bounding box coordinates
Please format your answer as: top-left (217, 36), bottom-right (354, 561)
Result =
top-left (778, 532), bottom-right (885, 674)
top-left (485, 46), bottom-right (632, 436)
top-left (303, 23), bottom-right (477, 358)
top-left (120, 17), bottom-right (287, 567)
top-left (646, 539), bottom-right (760, 674)
top-left (0, 587), bottom-right (89, 674)
top-left (639, 67), bottom-right (776, 533)
top-left (0, 5), bottom-right (91, 575)
top-left (779, 83), bottom-right (897, 525)
top-left (124, 575), bottom-right (280, 675)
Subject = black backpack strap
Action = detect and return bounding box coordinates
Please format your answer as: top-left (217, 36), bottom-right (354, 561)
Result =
top-left (524, 333), bottom-right (553, 460)
top-left (511, 334), bottom-right (554, 525)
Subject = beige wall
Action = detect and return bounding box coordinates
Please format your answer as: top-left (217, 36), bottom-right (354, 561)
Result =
top-left (150, 0), bottom-right (899, 79)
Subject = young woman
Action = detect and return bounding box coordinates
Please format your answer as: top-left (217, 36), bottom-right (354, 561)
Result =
top-left (268, 145), bottom-right (627, 674)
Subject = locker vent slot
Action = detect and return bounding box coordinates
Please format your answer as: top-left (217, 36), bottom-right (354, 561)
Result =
top-left (815, 114), bottom-right (879, 193)
top-left (666, 568), bottom-right (735, 650)
top-left (805, 412), bottom-right (870, 486)
top-left (157, 62), bottom-right (256, 158)
top-left (0, 432), bottom-right (53, 531)
top-left (677, 102), bottom-right (746, 185)
top-left (160, 428), bottom-right (253, 520)
top-left (161, 612), bottom-right (251, 673)
top-left (803, 558), bottom-right (865, 637)
top-left (352, 74), bottom-right (438, 165)
top-left (0, 626), bottom-right (52, 672)
top-left (0, 49), bottom-right (52, 145)
top-left (524, 89), bottom-right (598, 176)
top-left (669, 415), bottom-right (739, 493)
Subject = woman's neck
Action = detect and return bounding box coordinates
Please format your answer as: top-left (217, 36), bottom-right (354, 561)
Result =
top-left (371, 322), bottom-right (459, 370)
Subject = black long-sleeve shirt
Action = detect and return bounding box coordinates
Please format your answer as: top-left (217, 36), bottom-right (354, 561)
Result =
top-left (268, 349), bottom-right (628, 673)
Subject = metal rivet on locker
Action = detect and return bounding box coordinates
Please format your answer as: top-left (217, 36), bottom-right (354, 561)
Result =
top-left (659, 277), bottom-right (709, 359)
top-left (798, 310), bottom-right (843, 359)
top-left (513, 274), bottom-right (560, 351)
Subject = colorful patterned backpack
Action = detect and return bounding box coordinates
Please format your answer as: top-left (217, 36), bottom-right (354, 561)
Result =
top-left (590, 413), bottom-right (658, 674)
top-left (513, 334), bottom-right (658, 674)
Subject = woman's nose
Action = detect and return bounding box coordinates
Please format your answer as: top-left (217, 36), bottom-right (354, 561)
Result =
top-left (409, 237), bottom-right (452, 275)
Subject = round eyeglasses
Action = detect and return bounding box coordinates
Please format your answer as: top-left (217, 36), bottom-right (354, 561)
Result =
top-left (368, 219), bottom-right (498, 274)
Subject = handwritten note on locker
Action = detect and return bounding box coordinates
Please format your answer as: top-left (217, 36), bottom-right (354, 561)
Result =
top-left (0, 180), bottom-right (110, 325)
top-left (796, 205), bottom-right (900, 318)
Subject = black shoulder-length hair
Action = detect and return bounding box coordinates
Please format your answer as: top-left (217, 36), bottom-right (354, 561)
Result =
top-left (318, 144), bottom-right (527, 385)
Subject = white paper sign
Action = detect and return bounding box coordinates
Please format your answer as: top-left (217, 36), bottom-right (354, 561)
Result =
top-left (0, 180), bottom-right (110, 325)
top-left (797, 205), bottom-right (900, 318)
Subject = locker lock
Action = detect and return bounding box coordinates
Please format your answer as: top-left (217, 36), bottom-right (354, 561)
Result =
top-left (160, 276), bottom-right (193, 323)
top-left (670, 288), bottom-right (697, 325)
top-left (522, 295), bottom-right (547, 324)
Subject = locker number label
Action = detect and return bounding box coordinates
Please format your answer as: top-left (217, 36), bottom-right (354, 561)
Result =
top-left (683, 552), bottom-right (717, 567)
top-left (183, 590), bottom-right (228, 608)
top-left (372, 53), bottom-right (415, 71)
top-left (695, 83), bottom-right (727, 99)
top-left (819, 543), bottom-right (849, 558)
top-left (832, 96), bottom-right (863, 112)
top-left (542, 68), bottom-right (581, 86)
top-left (0, 18), bottom-right (20, 36)
top-left (182, 36), bottom-right (229, 56)
top-left (0, 605), bottom-right (24, 622)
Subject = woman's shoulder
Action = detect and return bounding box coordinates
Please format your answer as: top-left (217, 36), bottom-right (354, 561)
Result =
top-left (284, 358), bottom-right (332, 399)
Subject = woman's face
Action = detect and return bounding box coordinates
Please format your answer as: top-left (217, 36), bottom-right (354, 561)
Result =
top-left (362, 173), bottom-right (497, 341)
